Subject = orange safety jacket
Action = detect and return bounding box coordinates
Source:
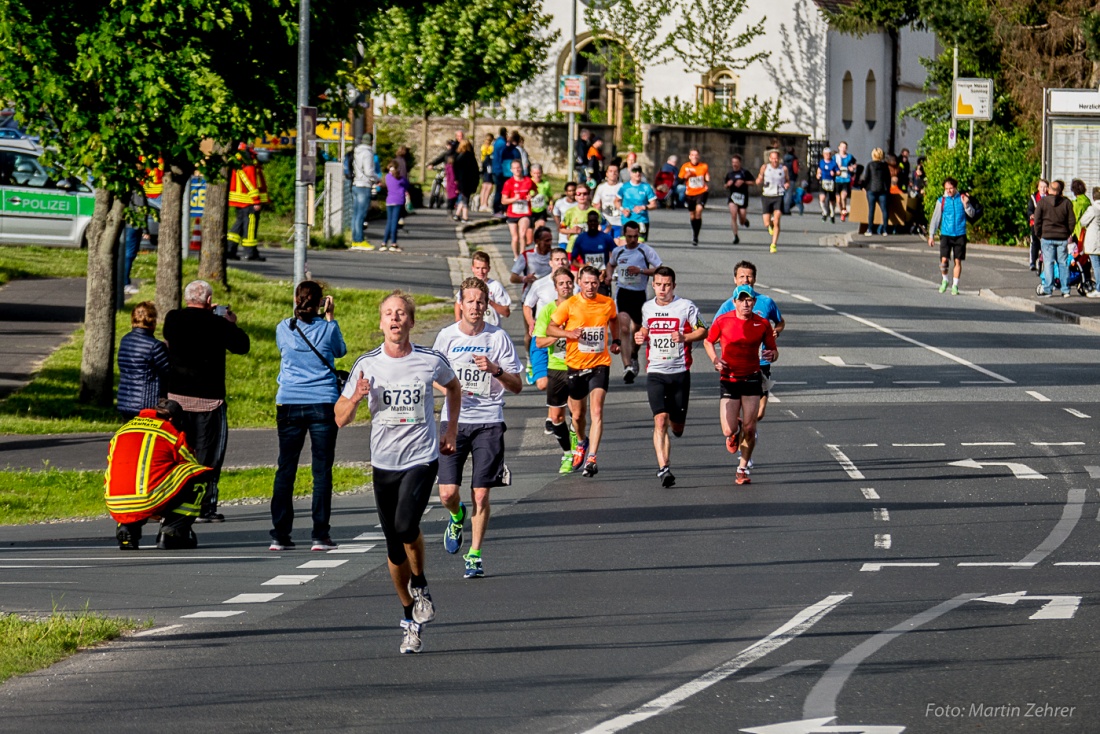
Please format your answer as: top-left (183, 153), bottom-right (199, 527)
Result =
top-left (255, 158), bottom-right (270, 205)
top-left (104, 410), bottom-right (210, 524)
top-left (229, 151), bottom-right (261, 208)
top-left (141, 157), bottom-right (164, 200)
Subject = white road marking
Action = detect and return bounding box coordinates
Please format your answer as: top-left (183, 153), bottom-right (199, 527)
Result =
top-left (1064, 408), bottom-right (1091, 419)
top-left (874, 534), bottom-right (892, 549)
top-left (948, 458), bottom-right (1046, 479)
top-left (820, 356), bottom-right (890, 370)
top-left (892, 381), bottom-right (940, 385)
top-left (517, 415), bottom-right (558, 456)
top-left (786, 410), bottom-right (799, 418)
top-left (958, 562), bottom-right (1035, 568)
top-left (860, 488), bottom-right (880, 500)
top-left (791, 293), bottom-right (813, 302)
top-left (743, 717), bottom-right (904, 734)
top-left (976, 591), bottom-right (1081, 620)
top-left (770, 287), bottom-right (790, 294)
top-left (873, 509), bottom-right (890, 522)
top-left (0, 565), bottom-right (93, 569)
top-left (1087, 467), bottom-right (1100, 479)
top-left (739, 660), bottom-right (821, 684)
top-left (776, 381), bottom-right (808, 385)
top-left (262, 575), bottom-right (318, 586)
top-left (328, 544), bottom-right (376, 554)
top-left (1026, 390), bottom-right (1051, 402)
top-left (0, 555), bottom-right (274, 560)
top-left (961, 442), bottom-right (1015, 446)
top-left (353, 532), bottom-right (386, 541)
top-left (860, 563), bottom-right (938, 571)
top-left (298, 559), bottom-right (348, 569)
top-left (825, 445), bottom-right (864, 479)
top-left (769, 394), bottom-right (781, 403)
top-left (0, 581), bottom-right (77, 584)
top-left (579, 594), bottom-right (851, 734)
top-left (892, 443), bottom-right (945, 447)
top-left (826, 380), bottom-right (874, 385)
top-left (1017, 488), bottom-right (1086, 567)
top-left (839, 311), bottom-right (1015, 383)
top-left (1031, 441), bottom-right (1085, 446)
top-left (223, 593), bottom-right (282, 604)
top-left (182, 610), bottom-right (246, 618)
top-left (960, 380), bottom-right (1005, 384)
top-left (816, 304), bottom-right (837, 312)
top-left (1054, 562), bottom-right (1100, 566)
top-left (133, 624), bottom-right (183, 637)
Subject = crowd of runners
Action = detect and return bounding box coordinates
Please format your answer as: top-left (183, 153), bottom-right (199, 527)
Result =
top-left (331, 158), bottom-right (788, 652)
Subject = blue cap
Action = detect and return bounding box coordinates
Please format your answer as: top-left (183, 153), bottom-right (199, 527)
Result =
top-left (733, 285), bottom-right (756, 300)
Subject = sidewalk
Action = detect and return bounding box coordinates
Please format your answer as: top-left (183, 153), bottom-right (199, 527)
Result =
top-left (831, 232), bottom-right (1100, 331)
top-left (0, 207), bottom-right (499, 471)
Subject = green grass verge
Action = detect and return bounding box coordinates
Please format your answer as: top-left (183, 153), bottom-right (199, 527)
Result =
top-left (0, 251), bottom-right (445, 434)
top-left (0, 611), bottom-right (146, 685)
top-left (0, 465), bottom-right (372, 525)
top-left (0, 245), bottom-right (88, 287)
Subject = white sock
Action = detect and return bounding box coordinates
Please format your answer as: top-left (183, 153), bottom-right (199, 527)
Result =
top-left (953, 277), bottom-right (959, 286)
top-left (942, 274), bottom-right (949, 282)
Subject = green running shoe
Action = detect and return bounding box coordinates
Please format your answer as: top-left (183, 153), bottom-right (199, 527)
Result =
top-left (559, 453), bottom-right (573, 474)
top-left (938, 280), bottom-right (948, 293)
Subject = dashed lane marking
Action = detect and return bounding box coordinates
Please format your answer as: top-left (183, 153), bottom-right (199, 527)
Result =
top-left (893, 381), bottom-right (940, 385)
top-left (873, 508), bottom-right (890, 522)
top-left (791, 293), bottom-right (813, 302)
top-left (861, 563), bottom-right (939, 571)
top-left (328, 544), bottom-right (376, 554)
top-left (874, 534), bottom-right (892, 549)
top-left (517, 415), bottom-right (558, 457)
top-left (892, 443), bottom-right (945, 447)
top-left (1065, 408), bottom-right (1091, 419)
top-left (298, 559), bottom-right (348, 569)
top-left (825, 380), bottom-right (874, 385)
top-left (1032, 441), bottom-right (1085, 446)
top-left (962, 442), bottom-right (1015, 446)
top-left (134, 624), bottom-right (183, 637)
top-left (958, 562), bottom-right (1034, 568)
top-left (262, 575), bottom-right (318, 586)
top-left (1054, 562), bottom-right (1100, 566)
top-left (182, 611), bottom-right (246, 618)
top-left (1027, 390), bottom-right (1051, 402)
top-left (860, 488), bottom-right (880, 500)
top-left (223, 593), bottom-right (282, 604)
top-left (825, 445), bottom-right (864, 479)
top-left (739, 660), bottom-right (821, 684)
top-left (353, 532), bottom-right (386, 541)
top-left (1090, 467), bottom-right (1100, 480)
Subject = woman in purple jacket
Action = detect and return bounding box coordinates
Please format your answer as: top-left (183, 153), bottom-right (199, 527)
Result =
top-left (383, 161), bottom-right (409, 252)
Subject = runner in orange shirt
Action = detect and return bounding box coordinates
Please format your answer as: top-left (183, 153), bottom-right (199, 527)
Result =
top-left (547, 266), bottom-right (620, 477)
top-left (678, 149), bottom-right (711, 247)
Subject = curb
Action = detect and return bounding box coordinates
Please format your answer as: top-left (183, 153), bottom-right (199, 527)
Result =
top-left (977, 288), bottom-right (1100, 334)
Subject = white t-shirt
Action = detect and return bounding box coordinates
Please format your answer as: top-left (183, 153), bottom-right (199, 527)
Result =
top-left (511, 249), bottom-right (553, 299)
top-left (608, 243), bottom-right (662, 292)
top-left (524, 272), bottom-right (578, 312)
top-left (552, 197), bottom-right (578, 244)
top-left (593, 182), bottom-right (624, 227)
top-left (642, 296), bottom-right (704, 374)
top-left (342, 344), bottom-right (455, 472)
top-left (432, 322), bottom-right (522, 424)
top-left (455, 277), bottom-right (511, 326)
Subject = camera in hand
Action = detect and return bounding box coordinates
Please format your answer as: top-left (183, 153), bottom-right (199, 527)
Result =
top-left (213, 305), bottom-right (228, 317)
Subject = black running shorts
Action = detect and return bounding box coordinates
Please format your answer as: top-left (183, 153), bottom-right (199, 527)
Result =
top-left (685, 192), bottom-right (709, 210)
top-left (647, 371), bottom-right (691, 424)
top-left (567, 365), bottom-right (610, 401)
top-left (546, 368), bottom-right (570, 408)
top-left (762, 196), bottom-right (783, 215)
top-left (616, 288), bottom-right (647, 326)
top-left (720, 372), bottom-right (764, 399)
top-left (939, 234), bottom-right (967, 261)
top-left (371, 460), bottom-right (438, 565)
top-left (437, 422), bottom-right (506, 489)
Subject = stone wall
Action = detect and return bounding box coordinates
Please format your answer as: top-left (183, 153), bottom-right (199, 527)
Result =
top-left (641, 125), bottom-right (811, 195)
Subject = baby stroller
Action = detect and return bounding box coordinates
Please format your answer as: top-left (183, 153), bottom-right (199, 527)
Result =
top-left (1035, 240), bottom-right (1095, 296)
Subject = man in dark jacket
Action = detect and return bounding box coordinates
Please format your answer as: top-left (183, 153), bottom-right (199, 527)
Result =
top-left (1034, 179), bottom-right (1077, 298)
top-left (117, 301), bottom-right (170, 419)
top-left (163, 279), bottom-right (251, 521)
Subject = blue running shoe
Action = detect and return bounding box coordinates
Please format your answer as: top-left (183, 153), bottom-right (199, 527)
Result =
top-left (463, 553), bottom-right (484, 579)
top-left (444, 503), bottom-right (465, 554)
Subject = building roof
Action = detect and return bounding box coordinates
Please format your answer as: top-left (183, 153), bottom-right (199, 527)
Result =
top-left (811, 0), bottom-right (853, 14)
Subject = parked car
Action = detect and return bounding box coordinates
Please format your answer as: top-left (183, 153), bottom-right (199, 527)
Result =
top-left (0, 138), bottom-right (93, 247)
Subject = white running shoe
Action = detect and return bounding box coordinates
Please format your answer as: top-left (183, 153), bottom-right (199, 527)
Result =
top-left (408, 583), bottom-right (436, 624)
top-left (399, 619), bottom-right (423, 653)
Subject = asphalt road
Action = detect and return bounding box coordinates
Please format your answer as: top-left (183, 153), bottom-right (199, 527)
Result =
top-left (3, 205), bottom-right (1100, 733)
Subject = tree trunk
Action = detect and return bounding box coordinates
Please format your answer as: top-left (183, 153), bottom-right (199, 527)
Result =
top-left (156, 160), bottom-right (186, 320)
top-left (199, 167), bottom-right (229, 288)
top-left (79, 190), bottom-right (126, 406)
top-left (420, 108), bottom-right (430, 185)
top-left (888, 28), bottom-right (899, 155)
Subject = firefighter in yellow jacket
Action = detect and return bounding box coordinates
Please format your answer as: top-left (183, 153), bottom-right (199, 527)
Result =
top-left (105, 399), bottom-right (212, 550)
top-left (228, 143), bottom-right (268, 262)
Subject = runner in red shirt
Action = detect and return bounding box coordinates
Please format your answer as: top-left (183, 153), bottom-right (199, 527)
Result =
top-left (501, 159), bottom-right (535, 258)
top-left (703, 285), bottom-right (778, 485)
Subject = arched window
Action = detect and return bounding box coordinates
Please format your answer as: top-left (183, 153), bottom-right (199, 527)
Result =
top-left (865, 70), bottom-right (877, 130)
top-left (841, 71), bottom-right (853, 130)
top-left (573, 38), bottom-right (636, 123)
top-left (712, 71), bottom-right (738, 110)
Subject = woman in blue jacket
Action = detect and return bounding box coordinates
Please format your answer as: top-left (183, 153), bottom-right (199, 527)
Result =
top-left (117, 301), bottom-right (170, 419)
top-left (270, 280), bottom-right (347, 551)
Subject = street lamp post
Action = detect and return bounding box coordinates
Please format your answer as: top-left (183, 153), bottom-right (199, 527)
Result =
top-left (566, 0), bottom-right (577, 183)
top-left (294, 0), bottom-right (311, 287)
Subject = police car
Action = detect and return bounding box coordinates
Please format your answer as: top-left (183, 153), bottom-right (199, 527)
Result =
top-left (0, 137), bottom-right (93, 247)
